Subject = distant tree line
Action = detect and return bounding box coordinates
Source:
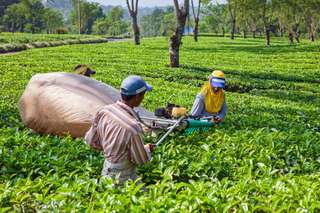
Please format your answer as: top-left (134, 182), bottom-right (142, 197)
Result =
top-left (0, 0), bottom-right (64, 33)
top-left (200, 0), bottom-right (320, 45)
top-left (0, 0), bottom-right (129, 35)
top-left (92, 6), bottom-right (129, 36)
top-left (1, 0), bottom-right (319, 46)
top-left (140, 7), bottom-right (176, 37)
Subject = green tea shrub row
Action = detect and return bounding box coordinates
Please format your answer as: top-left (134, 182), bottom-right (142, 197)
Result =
top-left (0, 38), bottom-right (110, 54)
top-left (0, 33), bottom-right (99, 44)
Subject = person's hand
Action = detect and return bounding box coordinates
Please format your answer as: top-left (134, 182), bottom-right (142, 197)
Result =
top-left (147, 144), bottom-right (157, 152)
top-left (212, 116), bottom-right (222, 123)
top-left (142, 126), bottom-right (153, 134)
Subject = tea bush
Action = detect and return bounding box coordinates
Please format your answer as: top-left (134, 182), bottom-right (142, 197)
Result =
top-left (0, 36), bottom-right (319, 211)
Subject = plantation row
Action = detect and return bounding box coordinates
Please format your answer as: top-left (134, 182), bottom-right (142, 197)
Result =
top-left (0, 33), bottom-right (101, 44)
top-left (0, 33), bottom-right (130, 54)
top-left (0, 38), bottom-right (110, 54)
top-left (0, 36), bottom-right (319, 211)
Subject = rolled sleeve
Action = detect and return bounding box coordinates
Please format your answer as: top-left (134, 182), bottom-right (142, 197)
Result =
top-left (84, 112), bottom-right (103, 150)
top-left (190, 94), bottom-right (205, 117)
top-left (216, 99), bottom-right (227, 120)
top-left (129, 133), bottom-right (150, 165)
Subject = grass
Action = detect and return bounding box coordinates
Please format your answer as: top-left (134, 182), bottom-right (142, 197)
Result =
top-left (0, 35), bottom-right (319, 211)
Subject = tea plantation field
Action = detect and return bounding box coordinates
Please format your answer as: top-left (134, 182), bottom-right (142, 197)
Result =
top-left (0, 36), bottom-right (319, 211)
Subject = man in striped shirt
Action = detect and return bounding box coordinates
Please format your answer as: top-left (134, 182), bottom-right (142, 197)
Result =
top-left (85, 75), bottom-right (156, 186)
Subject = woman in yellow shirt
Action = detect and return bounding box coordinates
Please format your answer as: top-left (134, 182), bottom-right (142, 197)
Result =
top-left (190, 70), bottom-right (227, 123)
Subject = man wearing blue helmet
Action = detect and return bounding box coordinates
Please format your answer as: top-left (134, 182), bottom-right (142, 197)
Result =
top-left (85, 75), bottom-right (155, 188)
top-left (190, 70), bottom-right (227, 123)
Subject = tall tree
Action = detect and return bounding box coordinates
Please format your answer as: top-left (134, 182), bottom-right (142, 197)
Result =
top-left (77, 0), bottom-right (81, 34)
top-left (22, 0), bottom-right (45, 33)
top-left (93, 6), bottom-right (128, 36)
top-left (260, 0), bottom-right (273, 46)
top-left (286, 0), bottom-right (303, 43)
top-left (201, 2), bottom-right (228, 36)
top-left (302, 0), bottom-right (320, 42)
top-left (0, 0), bottom-right (20, 21)
top-left (141, 8), bottom-right (164, 37)
top-left (161, 7), bottom-right (176, 36)
top-left (3, 3), bottom-right (27, 32)
top-left (126, 0), bottom-right (140, 45)
top-left (169, 0), bottom-right (189, 67)
top-left (227, 0), bottom-right (237, 39)
top-left (140, 7), bottom-right (175, 37)
top-left (71, 0), bottom-right (103, 34)
top-left (237, 0), bottom-right (250, 38)
top-left (191, 0), bottom-right (202, 42)
top-left (274, 0), bottom-right (303, 44)
top-left (71, 0), bottom-right (83, 34)
top-left (43, 8), bottom-right (64, 34)
top-left (274, 1), bottom-right (286, 37)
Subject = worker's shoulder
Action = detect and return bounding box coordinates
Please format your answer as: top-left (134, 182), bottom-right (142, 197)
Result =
top-left (123, 114), bottom-right (143, 133)
top-left (126, 122), bottom-right (143, 136)
top-left (196, 93), bottom-right (205, 100)
top-left (103, 104), bottom-right (143, 134)
top-left (96, 104), bottom-right (114, 116)
top-left (117, 118), bottom-right (143, 136)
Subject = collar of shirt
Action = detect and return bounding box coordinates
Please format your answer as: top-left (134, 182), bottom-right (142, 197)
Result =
top-left (116, 101), bottom-right (140, 121)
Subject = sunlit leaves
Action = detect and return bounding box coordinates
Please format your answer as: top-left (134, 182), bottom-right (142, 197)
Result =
top-left (0, 35), bottom-right (319, 211)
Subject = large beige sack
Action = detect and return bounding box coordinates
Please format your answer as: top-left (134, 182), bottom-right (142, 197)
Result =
top-left (19, 72), bottom-right (154, 138)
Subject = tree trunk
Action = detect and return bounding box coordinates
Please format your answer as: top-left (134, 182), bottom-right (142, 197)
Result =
top-left (169, 10), bottom-right (187, 67)
top-left (262, 3), bottom-right (270, 46)
top-left (243, 30), bottom-right (246, 39)
top-left (266, 29), bottom-right (270, 46)
top-left (10, 22), bottom-right (15, 32)
top-left (289, 31), bottom-right (294, 44)
top-left (294, 24), bottom-right (300, 43)
top-left (169, 22), bottom-right (185, 67)
top-left (169, 0), bottom-right (189, 67)
top-left (311, 33), bottom-right (315, 42)
top-left (193, 18), bottom-right (199, 42)
top-left (19, 20), bottom-right (24, 32)
top-left (228, 2), bottom-right (236, 40)
top-left (32, 17), bottom-right (36, 34)
top-left (265, 25), bottom-right (270, 46)
top-left (278, 20), bottom-right (284, 37)
top-left (126, 0), bottom-right (141, 45)
top-left (169, 34), bottom-right (180, 67)
top-left (307, 17), bottom-right (315, 42)
top-left (295, 31), bottom-right (300, 43)
top-left (279, 27), bottom-right (283, 37)
top-left (132, 15), bottom-right (140, 45)
top-left (308, 25), bottom-right (314, 42)
top-left (231, 18), bottom-right (236, 39)
top-left (251, 23), bottom-right (257, 38)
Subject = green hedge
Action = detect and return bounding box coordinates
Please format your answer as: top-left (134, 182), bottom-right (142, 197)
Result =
top-left (0, 38), bottom-right (110, 54)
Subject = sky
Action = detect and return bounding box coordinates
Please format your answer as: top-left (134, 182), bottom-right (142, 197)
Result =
top-left (89, 0), bottom-right (226, 7)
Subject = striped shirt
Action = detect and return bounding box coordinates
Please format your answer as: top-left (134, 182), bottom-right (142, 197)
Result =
top-left (84, 101), bottom-right (150, 165)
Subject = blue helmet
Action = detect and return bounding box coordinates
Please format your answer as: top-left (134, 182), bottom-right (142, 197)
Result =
top-left (120, 75), bottom-right (152, 96)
